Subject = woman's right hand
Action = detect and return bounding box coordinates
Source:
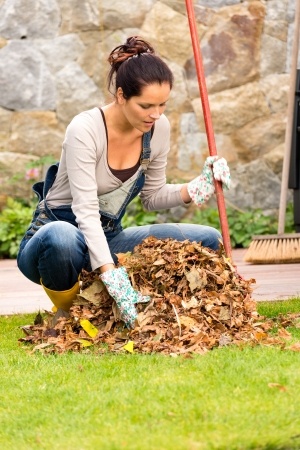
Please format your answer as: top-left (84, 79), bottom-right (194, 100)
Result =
top-left (100, 266), bottom-right (150, 329)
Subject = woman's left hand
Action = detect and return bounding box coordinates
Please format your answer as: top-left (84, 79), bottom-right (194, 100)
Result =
top-left (187, 156), bottom-right (231, 207)
top-left (212, 157), bottom-right (231, 189)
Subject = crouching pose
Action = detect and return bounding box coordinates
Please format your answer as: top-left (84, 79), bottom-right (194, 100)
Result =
top-left (17, 36), bottom-right (230, 328)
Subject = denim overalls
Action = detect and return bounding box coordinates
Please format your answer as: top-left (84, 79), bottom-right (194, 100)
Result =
top-left (18, 130), bottom-right (152, 261)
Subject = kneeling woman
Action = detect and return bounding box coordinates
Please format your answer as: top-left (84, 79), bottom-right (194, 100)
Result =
top-left (17, 36), bottom-right (230, 328)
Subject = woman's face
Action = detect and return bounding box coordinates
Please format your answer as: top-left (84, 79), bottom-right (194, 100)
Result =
top-left (117, 82), bottom-right (171, 132)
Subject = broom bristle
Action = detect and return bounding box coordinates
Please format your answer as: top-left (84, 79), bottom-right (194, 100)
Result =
top-left (244, 234), bottom-right (300, 264)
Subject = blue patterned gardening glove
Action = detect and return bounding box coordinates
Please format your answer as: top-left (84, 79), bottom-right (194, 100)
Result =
top-left (187, 156), bottom-right (231, 206)
top-left (100, 267), bottom-right (150, 329)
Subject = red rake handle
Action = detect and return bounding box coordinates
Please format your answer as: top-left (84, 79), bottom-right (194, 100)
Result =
top-left (185, 0), bottom-right (232, 261)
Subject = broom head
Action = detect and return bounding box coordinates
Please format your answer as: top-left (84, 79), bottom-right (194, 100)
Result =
top-left (244, 233), bottom-right (300, 264)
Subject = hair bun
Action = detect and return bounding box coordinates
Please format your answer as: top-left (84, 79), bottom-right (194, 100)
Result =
top-left (108, 36), bottom-right (154, 66)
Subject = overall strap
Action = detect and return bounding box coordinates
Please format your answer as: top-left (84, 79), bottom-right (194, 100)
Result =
top-left (140, 130), bottom-right (152, 172)
top-left (43, 163), bottom-right (59, 199)
top-left (32, 163), bottom-right (59, 203)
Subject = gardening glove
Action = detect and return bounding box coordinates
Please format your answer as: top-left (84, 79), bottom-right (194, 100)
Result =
top-left (187, 156), bottom-right (231, 206)
top-left (100, 267), bottom-right (150, 329)
top-left (212, 157), bottom-right (231, 189)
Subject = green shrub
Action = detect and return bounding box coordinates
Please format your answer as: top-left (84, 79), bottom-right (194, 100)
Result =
top-left (189, 207), bottom-right (276, 248)
top-left (0, 198), bottom-right (33, 258)
top-left (185, 203), bottom-right (295, 248)
top-left (122, 196), bottom-right (157, 227)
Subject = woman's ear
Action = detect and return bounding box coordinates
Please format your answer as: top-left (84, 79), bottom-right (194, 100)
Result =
top-left (116, 87), bottom-right (125, 104)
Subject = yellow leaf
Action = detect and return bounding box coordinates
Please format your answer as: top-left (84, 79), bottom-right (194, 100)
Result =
top-left (123, 341), bottom-right (134, 353)
top-left (80, 319), bottom-right (98, 337)
top-left (77, 339), bottom-right (93, 347)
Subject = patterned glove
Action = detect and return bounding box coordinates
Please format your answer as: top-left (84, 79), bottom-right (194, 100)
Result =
top-left (212, 157), bottom-right (231, 189)
top-left (187, 156), bottom-right (230, 206)
top-left (100, 267), bottom-right (150, 329)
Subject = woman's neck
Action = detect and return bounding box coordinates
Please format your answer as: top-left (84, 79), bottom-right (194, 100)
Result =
top-left (102, 102), bottom-right (140, 136)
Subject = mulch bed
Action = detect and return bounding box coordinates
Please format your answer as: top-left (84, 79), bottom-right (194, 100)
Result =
top-left (19, 237), bottom-right (300, 355)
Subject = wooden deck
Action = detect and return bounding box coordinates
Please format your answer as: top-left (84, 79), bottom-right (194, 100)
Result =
top-left (0, 249), bottom-right (300, 315)
top-left (232, 248), bottom-right (300, 301)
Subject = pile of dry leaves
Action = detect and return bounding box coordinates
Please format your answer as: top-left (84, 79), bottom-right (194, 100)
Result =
top-left (19, 237), bottom-right (298, 355)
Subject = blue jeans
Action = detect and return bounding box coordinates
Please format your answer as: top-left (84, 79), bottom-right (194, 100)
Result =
top-left (17, 222), bottom-right (221, 291)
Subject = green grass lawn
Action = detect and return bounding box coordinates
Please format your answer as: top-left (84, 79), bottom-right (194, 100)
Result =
top-left (1, 300), bottom-right (300, 450)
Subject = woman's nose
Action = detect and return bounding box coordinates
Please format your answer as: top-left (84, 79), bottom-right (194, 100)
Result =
top-left (149, 111), bottom-right (160, 119)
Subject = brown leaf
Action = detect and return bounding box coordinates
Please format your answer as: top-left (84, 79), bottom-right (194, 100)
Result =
top-left (180, 315), bottom-right (198, 331)
top-left (32, 343), bottom-right (54, 353)
top-left (268, 383), bottom-right (287, 392)
top-left (44, 328), bottom-right (58, 337)
top-left (278, 328), bottom-right (292, 340)
top-left (115, 252), bottom-right (131, 265)
top-left (185, 268), bottom-right (207, 292)
top-left (219, 306), bottom-right (231, 322)
top-left (34, 311), bottom-right (44, 325)
top-left (75, 280), bottom-right (106, 306)
top-left (153, 258), bottom-right (167, 265)
top-left (253, 330), bottom-right (268, 341)
top-left (287, 342), bottom-right (300, 352)
top-left (219, 334), bottom-right (232, 347)
top-left (20, 325), bottom-right (34, 336)
top-left (181, 297), bottom-right (199, 310)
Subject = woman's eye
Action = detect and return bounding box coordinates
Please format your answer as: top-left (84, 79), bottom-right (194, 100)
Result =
top-left (140, 104), bottom-right (166, 109)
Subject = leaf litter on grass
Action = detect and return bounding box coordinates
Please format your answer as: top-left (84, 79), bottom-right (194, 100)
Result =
top-left (18, 237), bottom-right (300, 355)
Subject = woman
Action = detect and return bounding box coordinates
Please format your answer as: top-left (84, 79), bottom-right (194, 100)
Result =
top-left (17, 36), bottom-right (230, 328)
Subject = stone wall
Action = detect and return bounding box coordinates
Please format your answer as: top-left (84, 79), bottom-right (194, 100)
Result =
top-left (0, 0), bottom-right (299, 211)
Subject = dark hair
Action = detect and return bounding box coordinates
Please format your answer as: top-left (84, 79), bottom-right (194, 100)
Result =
top-left (107, 36), bottom-right (174, 99)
